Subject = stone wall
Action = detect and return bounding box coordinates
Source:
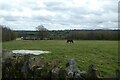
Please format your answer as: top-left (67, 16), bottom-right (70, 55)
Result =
top-left (1, 55), bottom-right (120, 80)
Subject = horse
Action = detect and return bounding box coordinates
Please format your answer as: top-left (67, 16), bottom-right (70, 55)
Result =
top-left (66, 40), bottom-right (74, 43)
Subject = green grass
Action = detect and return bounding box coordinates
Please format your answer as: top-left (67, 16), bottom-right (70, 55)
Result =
top-left (2, 40), bottom-right (118, 76)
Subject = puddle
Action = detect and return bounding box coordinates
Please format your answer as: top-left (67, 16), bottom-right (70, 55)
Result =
top-left (12, 50), bottom-right (50, 55)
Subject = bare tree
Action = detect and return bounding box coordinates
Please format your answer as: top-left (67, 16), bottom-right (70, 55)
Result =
top-left (36, 25), bottom-right (49, 40)
top-left (1, 25), bottom-right (16, 42)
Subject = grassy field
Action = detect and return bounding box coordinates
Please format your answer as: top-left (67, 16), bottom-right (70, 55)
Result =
top-left (2, 40), bottom-right (118, 76)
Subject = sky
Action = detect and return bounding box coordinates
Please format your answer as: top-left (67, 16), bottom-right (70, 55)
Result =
top-left (0, 0), bottom-right (119, 30)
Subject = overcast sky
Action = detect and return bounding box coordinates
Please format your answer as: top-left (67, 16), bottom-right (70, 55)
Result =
top-left (0, 0), bottom-right (119, 30)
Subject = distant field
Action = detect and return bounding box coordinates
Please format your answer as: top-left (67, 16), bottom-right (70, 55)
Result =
top-left (2, 40), bottom-right (118, 76)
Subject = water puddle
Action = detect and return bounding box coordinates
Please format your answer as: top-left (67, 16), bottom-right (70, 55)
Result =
top-left (12, 50), bottom-right (50, 55)
top-left (2, 50), bottom-right (50, 56)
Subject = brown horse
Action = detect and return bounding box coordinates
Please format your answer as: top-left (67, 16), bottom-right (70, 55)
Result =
top-left (66, 40), bottom-right (74, 43)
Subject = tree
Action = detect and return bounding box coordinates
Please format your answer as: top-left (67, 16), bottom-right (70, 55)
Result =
top-left (1, 25), bottom-right (16, 42)
top-left (36, 25), bottom-right (49, 40)
top-left (66, 31), bottom-right (80, 40)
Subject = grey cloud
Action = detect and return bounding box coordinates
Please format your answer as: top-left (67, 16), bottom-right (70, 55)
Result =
top-left (0, 0), bottom-right (118, 30)
top-left (44, 1), bottom-right (68, 11)
top-left (0, 2), bottom-right (23, 11)
top-left (32, 16), bottom-right (51, 23)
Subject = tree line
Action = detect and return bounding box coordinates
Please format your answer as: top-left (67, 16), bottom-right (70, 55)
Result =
top-left (1, 25), bottom-right (16, 42)
top-left (1, 24), bottom-right (119, 41)
top-left (15, 29), bottom-right (119, 40)
top-left (66, 30), bottom-right (119, 40)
